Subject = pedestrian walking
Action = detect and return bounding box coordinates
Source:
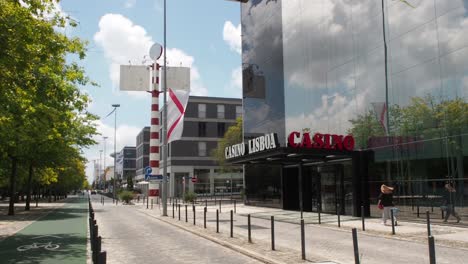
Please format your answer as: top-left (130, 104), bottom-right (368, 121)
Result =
top-left (442, 183), bottom-right (461, 223)
top-left (377, 184), bottom-right (397, 226)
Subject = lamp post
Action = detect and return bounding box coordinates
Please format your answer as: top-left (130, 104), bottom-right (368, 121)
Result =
top-left (103, 136), bottom-right (108, 190)
top-left (99, 150), bottom-right (103, 189)
top-left (111, 104), bottom-right (120, 201)
top-left (162, 0), bottom-right (168, 216)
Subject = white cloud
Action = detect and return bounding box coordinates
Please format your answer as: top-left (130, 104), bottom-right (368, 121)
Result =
top-left (124, 0), bottom-right (136, 8)
top-left (225, 66), bottom-right (242, 97)
top-left (94, 14), bottom-right (207, 97)
top-left (223, 21), bottom-right (242, 54)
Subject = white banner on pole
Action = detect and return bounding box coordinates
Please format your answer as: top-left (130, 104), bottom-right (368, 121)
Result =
top-left (119, 65), bottom-right (150, 91)
top-left (167, 88), bottom-right (190, 143)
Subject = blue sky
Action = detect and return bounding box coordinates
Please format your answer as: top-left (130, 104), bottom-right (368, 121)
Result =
top-left (59, 0), bottom-right (242, 182)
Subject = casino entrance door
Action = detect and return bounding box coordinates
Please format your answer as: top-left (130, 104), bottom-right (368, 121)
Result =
top-left (283, 161), bottom-right (354, 216)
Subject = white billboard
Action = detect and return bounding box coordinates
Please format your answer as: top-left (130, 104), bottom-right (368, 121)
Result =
top-left (162, 67), bottom-right (190, 91)
top-left (119, 65), bottom-right (150, 91)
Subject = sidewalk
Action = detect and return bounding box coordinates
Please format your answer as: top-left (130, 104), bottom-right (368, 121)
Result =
top-left (0, 199), bottom-right (66, 242)
top-left (128, 199), bottom-right (468, 264)
top-left (0, 197), bottom-right (88, 264)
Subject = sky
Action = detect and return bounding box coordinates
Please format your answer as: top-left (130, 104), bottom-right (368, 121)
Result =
top-left (58, 0), bottom-right (242, 182)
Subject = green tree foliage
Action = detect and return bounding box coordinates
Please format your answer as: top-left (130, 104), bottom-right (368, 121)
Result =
top-left (211, 117), bottom-right (243, 171)
top-left (0, 0), bottom-right (98, 215)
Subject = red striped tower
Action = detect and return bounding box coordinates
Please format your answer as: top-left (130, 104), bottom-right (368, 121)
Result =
top-left (148, 62), bottom-right (160, 199)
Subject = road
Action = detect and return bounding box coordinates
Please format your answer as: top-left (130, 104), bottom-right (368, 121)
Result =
top-left (91, 195), bottom-right (261, 264)
top-left (0, 197), bottom-right (88, 264)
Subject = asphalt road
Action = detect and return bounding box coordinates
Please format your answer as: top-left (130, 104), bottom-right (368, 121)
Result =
top-left (91, 195), bottom-right (261, 264)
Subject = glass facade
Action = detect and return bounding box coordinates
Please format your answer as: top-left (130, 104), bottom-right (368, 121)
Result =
top-left (242, 0), bottom-right (467, 221)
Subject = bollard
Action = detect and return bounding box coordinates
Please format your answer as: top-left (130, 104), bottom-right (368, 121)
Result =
top-left (234, 200), bottom-right (236, 214)
top-left (428, 235), bottom-right (436, 264)
top-left (338, 212), bottom-right (341, 228)
top-left (193, 205), bottom-right (196, 225)
top-left (318, 207), bottom-right (321, 224)
top-left (36, 197), bottom-right (38, 208)
top-left (98, 251), bottom-right (107, 264)
top-left (426, 211), bottom-right (431, 237)
top-left (352, 228), bottom-right (360, 264)
top-left (391, 209), bottom-right (395, 235)
top-left (204, 207), bottom-right (207, 228)
top-left (173, 203), bottom-right (175, 218)
top-left (417, 205), bottom-right (420, 218)
top-left (151, 199), bottom-right (153, 209)
top-left (301, 219), bottom-right (306, 260)
top-left (230, 210), bottom-right (234, 238)
top-left (248, 214), bottom-right (251, 243)
top-left (185, 205), bottom-right (188, 222)
top-left (271, 216), bottom-right (275, 250)
top-left (178, 204), bottom-right (181, 221)
top-left (138, 196), bottom-right (140, 203)
top-left (441, 208), bottom-right (444, 220)
top-left (216, 209), bottom-right (219, 233)
top-left (361, 206), bottom-right (365, 231)
top-left (147, 197), bottom-right (149, 209)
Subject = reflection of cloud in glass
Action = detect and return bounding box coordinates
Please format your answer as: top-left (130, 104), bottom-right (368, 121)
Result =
top-left (282, 0), bottom-right (468, 137)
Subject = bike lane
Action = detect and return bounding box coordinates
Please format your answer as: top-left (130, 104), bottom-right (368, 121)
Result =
top-left (0, 197), bottom-right (88, 264)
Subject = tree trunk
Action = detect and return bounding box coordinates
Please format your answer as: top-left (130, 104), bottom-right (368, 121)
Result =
top-left (8, 157), bottom-right (18, 216)
top-left (25, 164), bottom-right (33, 211)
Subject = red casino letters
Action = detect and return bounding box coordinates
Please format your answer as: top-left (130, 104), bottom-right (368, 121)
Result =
top-left (288, 132), bottom-right (355, 151)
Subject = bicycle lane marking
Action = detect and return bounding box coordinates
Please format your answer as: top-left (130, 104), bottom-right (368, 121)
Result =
top-left (0, 197), bottom-right (88, 264)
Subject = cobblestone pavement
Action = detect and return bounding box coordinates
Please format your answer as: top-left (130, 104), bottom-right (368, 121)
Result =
top-left (0, 200), bottom-right (66, 242)
top-left (137, 200), bottom-right (468, 264)
top-left (90, 195), bottom-right (263, 264)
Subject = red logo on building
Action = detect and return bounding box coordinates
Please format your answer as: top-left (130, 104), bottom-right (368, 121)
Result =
top-left (288, 132), bottom-right (355, 151)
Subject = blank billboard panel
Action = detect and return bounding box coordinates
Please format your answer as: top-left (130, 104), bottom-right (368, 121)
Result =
top-left (120, 65), bottom-right (150, 91)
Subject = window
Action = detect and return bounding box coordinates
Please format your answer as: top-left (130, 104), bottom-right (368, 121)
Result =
top-left (217, 123), bottom-right (225, 137)
top-left (198, 142), bottom-right (207, 156)
top-left (217, 105), bottom-right (225, 119)
top-left (198, 104), bottom-right (206, 118)
top-left (236, 105), bottom-right (242, 118)
top-left (198, 122), bottom-right (206, 137)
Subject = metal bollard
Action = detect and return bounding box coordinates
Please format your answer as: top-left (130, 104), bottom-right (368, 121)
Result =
top-left (417, 205), bottom-right (420, 218)
top-left (185, 205), bottom-right (188, 222)
top-left (352, 228), bottom-right (360, 264)
top-left (361, 205), bottom-right (365, 231)
top-left (318, 207), bottom-right (321, 224)
top-left (204, 207), bottom-right (207, 228)
top-left (193, 205), bottom-right (196, 225)
top-left (216, 209), bottom-right (219, 233)
top-left (36, 198), bottom-right (38, 208)
top-left (441, 208), bottom-right (444, 219)
top-left (428, 235), bottom-right (436, 264)
top-left (271, 216), bottom-right (275, 250)
top-left (301, 219), bottom-right (306, 260)
top-left (173, 203), bottom-right (175, 218)
top-left (230, 210), bottom-right (234, 238)
top-left (426, 211), bottom-right (431, 237)
top-left (391, 209), bottom-right (395, 235)
top-left (247, 214), bottom-right (251, 242)
top-left (98, 251), bottom-right (107, 264)
top-left (151, 199), bottom-right (153, 209)
top-left (338, 212), bottom-right (341, 227)
top-left (178, 204), bottom-right (181, 220)
top-left (147, 197), bottom-right (149, 209)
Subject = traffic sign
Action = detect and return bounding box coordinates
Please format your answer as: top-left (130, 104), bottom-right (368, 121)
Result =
top-left (144, 166), bottom-right (152, 176)
top-left (191, 177), bottom-right (197, 183)
top-left (148, 174), bottom-right (163, 181)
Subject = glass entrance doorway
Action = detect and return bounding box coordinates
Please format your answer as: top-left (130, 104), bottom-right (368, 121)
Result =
top-left (312, 163), bottom-right (354, 215)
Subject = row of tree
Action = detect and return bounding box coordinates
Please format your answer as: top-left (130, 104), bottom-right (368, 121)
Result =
top-left (0, 0), bottom-right (98, 215)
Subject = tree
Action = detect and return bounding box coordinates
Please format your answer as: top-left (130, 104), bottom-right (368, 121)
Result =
top-left (0, 1), bottom-right (98, 215)
top-left (212, 117), bottom-right (243, 171)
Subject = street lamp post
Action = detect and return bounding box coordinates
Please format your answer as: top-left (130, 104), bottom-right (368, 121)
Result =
top-left (111, 104), bottom-right (120, 202)
top-left (99, 150), bottom-right (103, 188)
top-left (162, 0), bottom-right (168, 216)
top-left (103, 136), bottom-right (108, 190)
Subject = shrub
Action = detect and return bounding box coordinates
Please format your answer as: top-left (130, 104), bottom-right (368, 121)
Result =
top-left (119, 190), bottom-right (134, 204)
top-left (184, 191), bottom-right (197, 203)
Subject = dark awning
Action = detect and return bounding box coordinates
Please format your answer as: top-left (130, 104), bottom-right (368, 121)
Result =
top-left (226, 147), bottom-right (355, 166)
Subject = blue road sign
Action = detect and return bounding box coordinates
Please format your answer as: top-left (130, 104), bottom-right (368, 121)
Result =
top-left (147, 174), bottom-right (163, 181)
top-left (144, 166), bottom-right (152, 176)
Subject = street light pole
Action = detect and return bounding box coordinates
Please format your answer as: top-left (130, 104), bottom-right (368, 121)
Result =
top-left (103, 136), bottom-right (108, 190)
top-left (99, 150), bottom-right (103, 188)
top-left (162, 0), bottom-right (168, 216)
top-left (112, 104), bottom-right (120, 201)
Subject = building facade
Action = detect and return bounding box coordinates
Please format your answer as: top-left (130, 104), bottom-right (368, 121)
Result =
top-left (236, 0), bottom-right (467, 222)
top-left (135, 127), bottom-right (150, 181)
top-left (161, 96), bottom-right (243, 198)
top-left (116, 146), bottom-right (136, 182)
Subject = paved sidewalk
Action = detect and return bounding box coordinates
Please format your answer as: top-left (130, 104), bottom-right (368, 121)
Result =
top-left (0, 200), bottom-right (66, 242)
top-left (0, 197), bottom-right (88, 264)
top-left (130, 199), bottom-right (468, 264)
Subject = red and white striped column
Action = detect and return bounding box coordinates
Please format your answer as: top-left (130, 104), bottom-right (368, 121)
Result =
top-left (148, 62), bottom-right (160, 201)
